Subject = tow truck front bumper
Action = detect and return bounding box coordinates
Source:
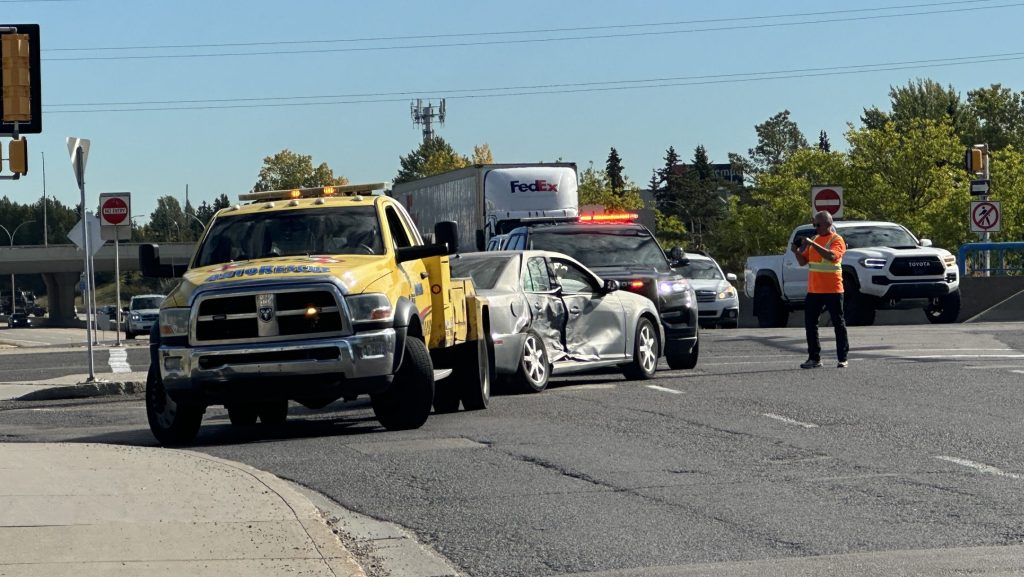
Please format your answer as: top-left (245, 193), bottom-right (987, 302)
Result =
top-left (158, 329), bottom-right (397, 405)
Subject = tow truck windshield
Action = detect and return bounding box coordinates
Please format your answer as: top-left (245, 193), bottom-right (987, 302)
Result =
top-left (195, 206), bottom-right (383, 267)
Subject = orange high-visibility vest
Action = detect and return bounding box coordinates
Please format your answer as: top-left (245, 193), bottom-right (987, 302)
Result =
top-left (805, 233), bottom-right (845, 294)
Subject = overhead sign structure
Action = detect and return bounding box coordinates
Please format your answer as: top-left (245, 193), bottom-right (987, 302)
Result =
top-left (99, 192), bottom-right (131, 241)
top-left (811, 185), bottom-right (844, 219)
top-left (970, 200), bottom-right (1001, 233)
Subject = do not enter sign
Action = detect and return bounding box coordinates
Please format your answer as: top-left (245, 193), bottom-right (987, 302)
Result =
top-left (98, 192), bottom-right (132, 241)
top-left (811, 185), bottom-right (844, 219)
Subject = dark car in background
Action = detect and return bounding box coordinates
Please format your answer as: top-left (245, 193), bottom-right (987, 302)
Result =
top-left (7, 312), bottom-right (31, 328)
top-left (498, 215), bottom-right (700, 370)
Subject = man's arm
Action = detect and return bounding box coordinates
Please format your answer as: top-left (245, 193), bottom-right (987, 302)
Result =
top-left (801, 237), bottom-right (839, 262)
top-left (792, 242), bottom-right (809, 266)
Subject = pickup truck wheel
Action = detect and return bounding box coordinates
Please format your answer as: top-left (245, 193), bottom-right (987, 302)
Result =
top-left (622, 317), bottom-right (659, 380)
top-left (754, 283), bottom-right (788, 328)
top-left (843, 281), bottom-right (876, 326)
top-left (512, 331), bottom-right (549, 393)
top-left (226, 403), bottom-right (259, 426)
top-left (372, 336), bottom-right (434, 430)
top-left (125, 329), bottom-right (135, 340)
top-left (258, 400), bottom-right (288, 425)
top-left (146, 364), bottom-right (204, 446)
top-left (459, 337), bottom-right (491, 410)
top-left (667, 340), bottom-right (699, 370)
top-left (925, 290), bottom-right (961, 324)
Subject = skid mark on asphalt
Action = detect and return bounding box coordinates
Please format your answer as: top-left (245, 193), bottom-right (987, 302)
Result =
top-left (934, 456), bottom-right (1021, 480)
top-left (108, 347), bottom-right (131, 373)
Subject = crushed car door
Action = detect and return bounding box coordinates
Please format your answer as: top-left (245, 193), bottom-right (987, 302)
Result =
top-left (522, 255), bottom-right (567, 362)
top-left (550, 257), bottom-right (626, 361)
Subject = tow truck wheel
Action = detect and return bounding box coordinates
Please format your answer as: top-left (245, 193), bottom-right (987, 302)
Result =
top-left (372, 336), bottom-right (434, 430)
top-left (146, 364), bottom-right (204, 446)
top-left (226, 403), bottom-right (259, 426)
top-left (623, 317), bottom-right (659, 380)
top-left (459, 337), bottom-right (491, 411)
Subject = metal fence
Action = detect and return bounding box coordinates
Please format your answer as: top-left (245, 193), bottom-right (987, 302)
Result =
top-left (958, 242), bottom-right (1024, 276)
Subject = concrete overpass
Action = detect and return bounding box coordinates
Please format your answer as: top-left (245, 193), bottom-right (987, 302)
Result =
top-left (0, 243), bottom-right (195, 325)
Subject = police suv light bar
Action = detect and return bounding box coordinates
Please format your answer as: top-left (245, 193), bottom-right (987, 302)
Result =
top-left (579, 212), bottom-right (639, 223)
top-left (239, 182), bottom-right (389, 202)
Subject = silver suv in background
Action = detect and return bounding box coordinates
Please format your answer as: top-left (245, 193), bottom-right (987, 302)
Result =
top-left (678, 252), bottom-right (740, 328)
top-left (125, 294), bottom-right (165, 339)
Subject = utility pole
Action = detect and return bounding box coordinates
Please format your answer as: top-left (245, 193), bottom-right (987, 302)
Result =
top-left (41, 151), bottom-right (47, 246)
top-left (410, 98), bottom-right (446, 143)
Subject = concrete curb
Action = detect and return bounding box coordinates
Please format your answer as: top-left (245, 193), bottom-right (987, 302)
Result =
top-left (15, 380), bottom-right (146, 401)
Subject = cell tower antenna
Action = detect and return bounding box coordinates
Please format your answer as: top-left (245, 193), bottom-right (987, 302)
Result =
top-left (410, 98), bottom-right (447, 142)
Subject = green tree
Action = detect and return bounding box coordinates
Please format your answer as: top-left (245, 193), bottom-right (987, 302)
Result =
top-left (745, 110), bottom-right (808, 174)
top-left (148, 196), bottom-right (186, 243)
top-left (606, 147), bottom-right (625, 195)
top-left (862, 79), bottom-right (978, 141)
top-left (965, 84), bottom-right (1024, 151)
top-left (394, 136), bottom-right (470, 184)
top-left (253, 149), bottom-right (348, 192)
top-left (818, 130), bottom-right (831, 152)
top-left (472, 143), bottom-right (494, 164)
top-left (577, 162), bottom-right (643, 212)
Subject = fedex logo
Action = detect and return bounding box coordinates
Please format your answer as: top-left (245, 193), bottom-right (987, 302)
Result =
top-left (510, 180), bottom-right (558, 193)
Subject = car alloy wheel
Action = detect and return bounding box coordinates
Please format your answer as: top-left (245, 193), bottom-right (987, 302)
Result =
top-left (523, 335), bottom-right (547, 386)
top-left (638, 323), bottom-right (657, 375)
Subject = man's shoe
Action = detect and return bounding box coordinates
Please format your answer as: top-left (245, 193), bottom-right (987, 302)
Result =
top-left (837, 360), bottom-right (849, 368)
top-left (800, 359), bottom-right (823, 369)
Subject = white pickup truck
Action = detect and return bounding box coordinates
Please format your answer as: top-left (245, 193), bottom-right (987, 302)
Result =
top-left (744, 220), bottom-right (960, 327)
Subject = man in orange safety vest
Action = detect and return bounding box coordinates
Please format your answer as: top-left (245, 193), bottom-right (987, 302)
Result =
top-left (793, 210), bottom-right (850, 369)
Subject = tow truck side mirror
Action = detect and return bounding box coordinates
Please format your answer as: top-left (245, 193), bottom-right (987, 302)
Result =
top-left (139, 244), bottom-right (188, 278)
top-left (435, 221), bottom-right (460, 254)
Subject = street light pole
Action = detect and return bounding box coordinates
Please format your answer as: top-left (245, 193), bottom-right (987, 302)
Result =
top-left (0, 220), bottom-right (36, 314)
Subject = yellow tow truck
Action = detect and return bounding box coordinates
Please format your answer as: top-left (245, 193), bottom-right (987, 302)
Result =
top-left (139, 183), bottom-right (491, 445)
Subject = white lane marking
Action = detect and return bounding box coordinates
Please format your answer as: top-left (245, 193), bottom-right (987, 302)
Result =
top-left (902, 355), bottom-right (1024, 360)
top-left (935, 456), bottom-right (1021, 480)
top-left (647, 385), bottom-right (682, 394)
top-left (762, 413), bottom-right (818, 428)
top-left (552, 384), bottom-right (617, 392)
top-left (964, 365), bottom-right (1024, 370)
top-left (108, 347), bottom-right (131, 373)
top-left (1012, 370), bottom-right (1024, 375)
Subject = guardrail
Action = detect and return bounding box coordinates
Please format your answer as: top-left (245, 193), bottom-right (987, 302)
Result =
top-left (958, 242), bottom-right (1024, 276)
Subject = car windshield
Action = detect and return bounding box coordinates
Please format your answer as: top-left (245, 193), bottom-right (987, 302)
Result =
top-left (676, 259), bottom-right (723, 280)
top-left (841, 225), bottom-right (918, 249)
top-left (451, 255), bottom-right (514, 290)
top-left (131, 297), bottom-right (163, 310)
top-left (527, 230), bottom-right (671, 272)
top-left (194, 206), bottom-right (383, 267)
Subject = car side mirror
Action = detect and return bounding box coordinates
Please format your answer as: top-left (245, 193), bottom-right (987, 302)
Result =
top-left (919, 238), bottom-right (933, 247)
top-left (726, 273), bottom-right (737, 282)
top-left (435, 221), bottom-right (460, 254)
top-left (475, 229), bottom-right (486, 252)
top-left (669, 247), bottom-right (684, 261)
top-left (602, 279), bottom-right (620, 293)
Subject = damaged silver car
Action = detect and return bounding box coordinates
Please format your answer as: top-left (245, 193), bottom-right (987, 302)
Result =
top-left (451, 251), bottom-right (663, 393)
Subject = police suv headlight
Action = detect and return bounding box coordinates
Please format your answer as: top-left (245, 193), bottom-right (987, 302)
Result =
top-left (718, 286), bottom-right (737, 300)
top-left (159, 308), bottom-right (190, 338)
top-left (859, 257), bottom-right (887, 269)
top-left (659, 280), bottom-right (689, 295)
top-left (347, 294), bottom-right (394, 323)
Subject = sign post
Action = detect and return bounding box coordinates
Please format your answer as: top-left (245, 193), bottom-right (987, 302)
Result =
top-left (810, 185), bottom-right (844, 219)
top-left (67, 136), bottom-right (95, 381)
top-left (99, 192), bottom-right (131, 346)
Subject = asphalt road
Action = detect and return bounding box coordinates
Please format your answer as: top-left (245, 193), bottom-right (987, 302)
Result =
top-left (2, 324), bottom-right (1024, 576)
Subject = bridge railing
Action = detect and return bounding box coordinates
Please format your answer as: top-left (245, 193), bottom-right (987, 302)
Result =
top-left (958, 242), bottom-right (1024, 276)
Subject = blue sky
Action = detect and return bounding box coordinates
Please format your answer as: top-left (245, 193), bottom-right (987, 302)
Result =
top-left (4, 0), bottom-right (1024, 224)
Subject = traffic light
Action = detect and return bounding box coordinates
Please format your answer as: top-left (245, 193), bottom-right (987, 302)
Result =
top-left (8, 137), bottom-right (26, 175)
top-left (0, 25), bottom-right (41, 135)
top-left (964, 145), bottom-right (987, 175)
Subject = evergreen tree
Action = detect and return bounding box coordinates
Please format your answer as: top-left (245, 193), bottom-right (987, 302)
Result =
top-left (818, 130), bottom-right (831, 152)
top-left (394, 136), bottom-right (470, 184)
top-left (606, 147), bottom-right (625, 196)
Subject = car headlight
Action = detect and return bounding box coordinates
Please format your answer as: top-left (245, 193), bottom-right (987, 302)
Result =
top-left (859, 257), bottom-right (887, 269)
top-left (347, 293), bottom-right (394, 323)
top-left (943, 255), bottom-right (956, 267)
top-left (658, 280), bottom-right (689, 295)
top-left (718, 286), bottom-right (737, 300)
top-left (159, 308), bottom-right (190, 338)
top-left (130, 313), bottom-right (141, 321)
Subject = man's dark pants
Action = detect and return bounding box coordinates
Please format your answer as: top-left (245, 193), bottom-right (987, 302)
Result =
top-left (804, 292), bottom-right (849, 362)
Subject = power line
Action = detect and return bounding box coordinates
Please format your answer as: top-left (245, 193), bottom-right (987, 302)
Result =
top-left (44, 51), bottom-right (1024, 113)
top-left (40, 0), bottom-right (1005, 52)
top-left (41, 2), bottom-right (1024, 61)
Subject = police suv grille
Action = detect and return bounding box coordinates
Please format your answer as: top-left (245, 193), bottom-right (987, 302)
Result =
top-left (889, 256), bottom-right (944, 276)
top-left (195, 289), bottom-right (344, 343)
top-left (695, 290), bottom-right (716, 303)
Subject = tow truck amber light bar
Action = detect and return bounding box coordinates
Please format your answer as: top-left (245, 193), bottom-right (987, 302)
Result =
top-left (579, 213), bottom-right (639, 223)
top-left (239, 182), bottom-right (388, 202)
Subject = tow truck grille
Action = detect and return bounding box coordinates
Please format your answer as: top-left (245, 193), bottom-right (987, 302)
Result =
top-left (194, 289), bottom-right (345, 343)
top-left (890, 256), bottom-right (944, 276)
